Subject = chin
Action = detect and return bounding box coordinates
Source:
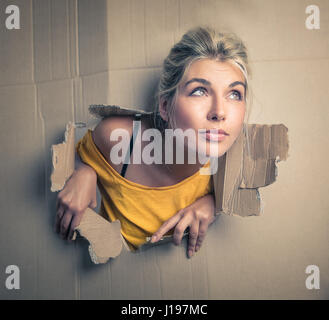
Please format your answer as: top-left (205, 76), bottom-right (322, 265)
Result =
top-left (195, 141), bottom-right (228, 160)
top-left (208, 138), bottom-right (230, 157)
top-left (206, 147), bottom-right (227, 158)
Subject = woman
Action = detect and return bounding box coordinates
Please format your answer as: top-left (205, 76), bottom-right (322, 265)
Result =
top-left (55, 26), bottom-right (251, 258)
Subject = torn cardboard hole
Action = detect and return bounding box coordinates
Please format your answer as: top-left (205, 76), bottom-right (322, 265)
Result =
top-left (213, 122), bottom-right (289, 217)
top-left (51, 105), bottom-right (289, 264)
top-left (50, 122), bottom-right (75, 192)
top-left (51, 122), bottom-right (124, 264)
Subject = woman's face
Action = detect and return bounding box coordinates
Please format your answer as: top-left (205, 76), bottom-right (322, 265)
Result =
top-left (164, 58), bottom-right (246, 159)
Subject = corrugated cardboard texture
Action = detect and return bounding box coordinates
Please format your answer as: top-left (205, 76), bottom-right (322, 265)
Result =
top-left (50, 122), bottom-right (124, 263)
top-left (71, 209), bottom-right (123, 264)
top-left (49, 107), bottom-right (288, 263)
top-left (50, 122), bottom-right (75, 192)
top-left (0, 0), bottom-right (328, 299)
top-left (87, 104), bottom-right (290, 219)
top-left (214, 123), bottom-right (289, 217)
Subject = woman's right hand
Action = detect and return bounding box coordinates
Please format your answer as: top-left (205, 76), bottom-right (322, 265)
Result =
top-left (55, 166), bottom-right (97, 241)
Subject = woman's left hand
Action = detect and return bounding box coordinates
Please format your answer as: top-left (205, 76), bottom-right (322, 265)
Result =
top-left (150, 193), bottom-right (216, 258)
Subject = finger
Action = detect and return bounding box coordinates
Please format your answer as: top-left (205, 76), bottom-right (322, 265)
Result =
top-left (65, 216), bottom-right (74, 241)
top-left (173, 214), bottom-right (193, 246)
top-left (67, 213), bottom-right (83, 242)
top-left (55, 206), bottom-right (65, 233)
top-left (187, 222), bottom-right (199, 258)
top-left (60, 212), bottom-right (73, 239)
top-left (89, 198), bottom-right (97, 209)
top-left (56, 194), bottom-right (63, 211)
top-left (195, 219), bottom-right (209, 252)
top-left (151, 210), bottom-right (184, 242)
top-left (56, 192), bottom-right (67, 211)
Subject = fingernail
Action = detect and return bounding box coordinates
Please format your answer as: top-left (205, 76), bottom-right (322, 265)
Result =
top-left (151, 235), bottom-right (157, 243)
top-left (188, 250), bottom-right (193, 258)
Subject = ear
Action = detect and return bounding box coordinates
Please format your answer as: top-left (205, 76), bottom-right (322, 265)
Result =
top-left (159, 97), bottom-right (169, 122)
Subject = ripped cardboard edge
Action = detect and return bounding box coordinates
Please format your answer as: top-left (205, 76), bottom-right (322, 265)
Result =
top-left (139, 231), bottom-right (190, 251)
top-left (50, 105), bottom-right (290, 263)
top-left (50, 122), bottom-right (123, 264)
top-left (50, 122), bottom-right (75, 192)
top-left (88, 106), bottom-right (290, 217)
top-left (72, 208), bottom-right (123, 263)
top-left (213, 123), bottom-right (289, 217)
top-left (89, 104), bottom-right (154, 118)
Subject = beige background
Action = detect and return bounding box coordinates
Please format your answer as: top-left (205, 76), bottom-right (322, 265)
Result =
top-left (0, 0), bottom-right (328, 299)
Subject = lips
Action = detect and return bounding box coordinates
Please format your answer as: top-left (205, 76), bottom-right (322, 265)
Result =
top-left (206, 129), bottom-right (229, 135)
top-left (204, 128), bottom-right (229, 142)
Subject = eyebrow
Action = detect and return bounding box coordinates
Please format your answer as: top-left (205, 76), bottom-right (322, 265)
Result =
top-left (229, 81), bottom-right (246, 90)
top-left (184, 78), bottom-right (211, 88)
top-left (183, 78), bottom-right (246, 90)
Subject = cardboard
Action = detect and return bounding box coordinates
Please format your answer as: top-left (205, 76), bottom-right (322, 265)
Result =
top-left (51, 104), bottom-right (289, 264)
top-left (71, 208), bottom-right (123, 264)
top-left (2, 0), bottom-right (327, 300)
top-left (51, 121), bottom-right (124, 264)
top-left (50, 122), bottom-right (75, 192)
top-left (89, 105), bottom-right (289, 218)
top-left (213, 123), bottom-right (289, 217)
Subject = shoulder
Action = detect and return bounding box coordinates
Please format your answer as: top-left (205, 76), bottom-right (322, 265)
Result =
top-left (92, 114), bottom-right (154, 157)
top-left (92, 115), bottom-right (134, 155)
top-left (93, 115), bottom-right (134, 138)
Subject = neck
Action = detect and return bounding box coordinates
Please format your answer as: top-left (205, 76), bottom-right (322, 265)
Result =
top-left (144, 115), bottom-right (208, 180)
top-left (160, 132), bottom-right (206, 181)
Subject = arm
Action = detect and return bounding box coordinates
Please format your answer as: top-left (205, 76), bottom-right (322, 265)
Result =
top-left (55, 151), bottom-right (97, 241)
top-left (55, 116), bottom-right (131, 241)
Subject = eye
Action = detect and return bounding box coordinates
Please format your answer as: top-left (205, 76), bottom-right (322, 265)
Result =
top-left (190, 87), bottom-right (207, 96)
top-left (229, 90), bottom-right (243, 101)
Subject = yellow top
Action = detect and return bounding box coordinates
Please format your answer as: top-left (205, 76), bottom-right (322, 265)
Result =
top-left (76, 129), bottom-right (212, 251)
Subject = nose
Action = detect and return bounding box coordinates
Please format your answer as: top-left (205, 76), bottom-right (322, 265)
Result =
top-left (207, 96), bottom-right (225, 121)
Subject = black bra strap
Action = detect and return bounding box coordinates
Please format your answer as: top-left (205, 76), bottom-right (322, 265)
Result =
top-left (120, 113), bottom-right (142, 177)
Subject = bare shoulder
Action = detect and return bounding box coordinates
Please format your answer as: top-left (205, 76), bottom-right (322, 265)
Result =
top-left (92, 115), bottom-right (134, 156)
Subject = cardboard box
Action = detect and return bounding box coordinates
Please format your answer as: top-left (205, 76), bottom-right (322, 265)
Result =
top-left (4, 0), bottom-right (328, 300)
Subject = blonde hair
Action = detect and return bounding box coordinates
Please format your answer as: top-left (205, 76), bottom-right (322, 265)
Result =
top-left (153, 26), bottom-right (253, 133)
